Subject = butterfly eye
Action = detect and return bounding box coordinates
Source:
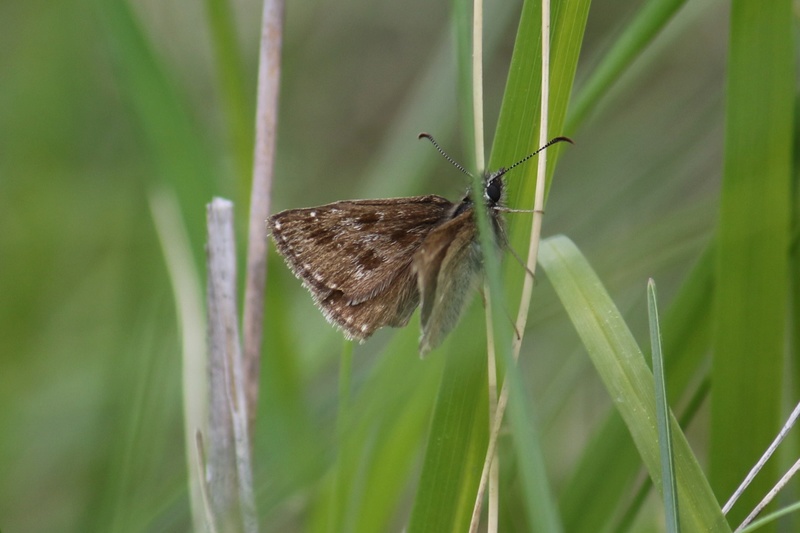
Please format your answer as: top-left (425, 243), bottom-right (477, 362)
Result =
top-left (485, 178), bottom-right (502, 204)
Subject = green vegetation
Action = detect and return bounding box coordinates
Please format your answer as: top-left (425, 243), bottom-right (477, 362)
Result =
top-left (1, 0), bottom-right (795, 531)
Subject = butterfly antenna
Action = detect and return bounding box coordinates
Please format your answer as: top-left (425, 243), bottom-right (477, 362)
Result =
top-left (418, 133), bottom-right (474, 179)
top-left (496, 136), bottom-right (574, 178)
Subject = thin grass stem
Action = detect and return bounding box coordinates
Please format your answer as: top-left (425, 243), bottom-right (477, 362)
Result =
top-left (242, 0), bottom-right (285, 440)
top-left (472, 0), bottom-right (554, 526)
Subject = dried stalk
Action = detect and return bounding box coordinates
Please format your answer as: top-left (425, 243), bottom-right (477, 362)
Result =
top-left (206, 198), bottom-right (258, 533)
top-left (242, 0), bottom-right (285, 437)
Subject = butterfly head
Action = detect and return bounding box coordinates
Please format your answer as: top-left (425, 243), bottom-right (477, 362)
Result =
top-left (452, 171), bottom-right (506, 219)
top-left (484, 171), bottom-right (505, 207)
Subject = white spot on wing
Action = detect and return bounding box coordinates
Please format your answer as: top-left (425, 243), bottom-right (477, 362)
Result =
top-left (274, 220), bottom-right (281, 230)
top-left (310, 211), bottom-right (317, 218)
top-left (360, 324), bottom-right (368, 333)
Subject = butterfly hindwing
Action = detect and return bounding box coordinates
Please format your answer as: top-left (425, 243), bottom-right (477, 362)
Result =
top-left (414, 208), bottom-right (484, 355)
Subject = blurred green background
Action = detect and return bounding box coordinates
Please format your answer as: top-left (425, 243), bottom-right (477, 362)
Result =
top-left (0, 0), bottom-right (744, 531)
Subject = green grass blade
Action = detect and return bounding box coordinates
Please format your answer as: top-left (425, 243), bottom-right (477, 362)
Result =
top-left (472, 1), bottom-right (553, 527)
top-left (490, 0), bottom-right (590, 313)
top-left (489, 0), bottom-right (589, 528)
top-left (710, 0), bottom-right (793, 526)
top-left (648, 279), bottom-right (679, 533)
top-left (476, 140), bottom-right (561, 532)
top-left (408, 334), bottom-right (491, 533)
top-left (488, 0), bottom-right (589, 188)
top-left (539, 235), bottom-right (730, 532)
top-left (480, 1), bottom-right (589, 527)
top-left (739, 500), bottom-right (800, 533)
top-left (453, 0), bottom-right (476, 166)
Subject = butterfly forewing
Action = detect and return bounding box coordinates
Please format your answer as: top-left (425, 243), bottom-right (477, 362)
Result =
top-left (268, 195), bottom-right (456, 340)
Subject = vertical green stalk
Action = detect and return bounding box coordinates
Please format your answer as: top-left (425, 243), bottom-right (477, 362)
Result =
top-left (711, 0), bottom-right (793, 527)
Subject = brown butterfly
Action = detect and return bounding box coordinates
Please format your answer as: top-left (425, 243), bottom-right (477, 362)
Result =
top-left (268, 134), bottom-right (572, 355)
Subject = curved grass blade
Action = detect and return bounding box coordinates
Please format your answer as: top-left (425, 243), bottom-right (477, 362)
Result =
top-left (559, 242), bottom-right (715, 532)
top-left (539, 235), bottom-right (729, 532)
